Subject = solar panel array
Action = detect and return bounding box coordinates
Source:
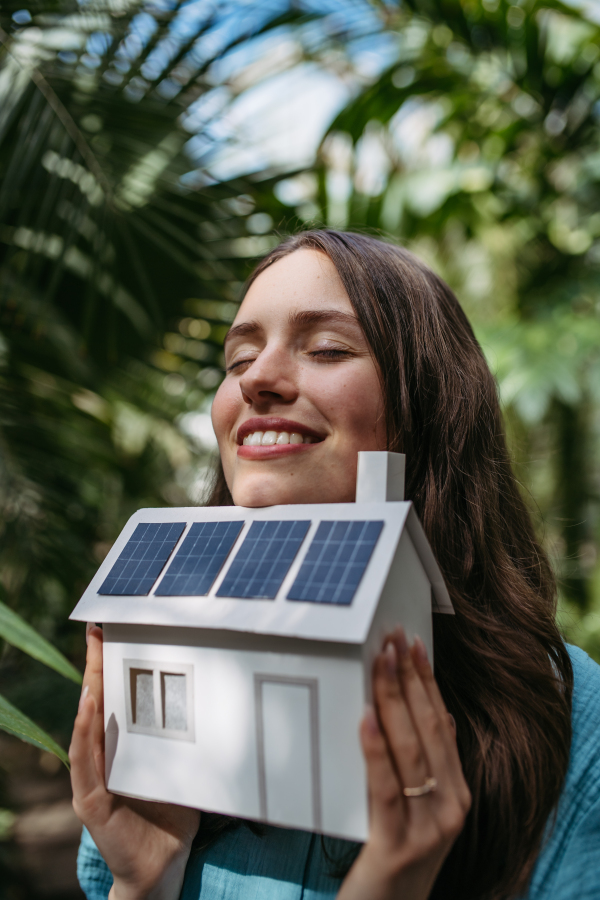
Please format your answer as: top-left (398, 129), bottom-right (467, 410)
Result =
top-left (217, 520), bottom-right (310, 599)
top-left (287, 520), bottom-right (384, 606)
top-left (98, 518), bottom-right (384, 605)
top-left (99, 523), bottom-right (185, 596)
top-left (156, 521), bottom-right (243, 596)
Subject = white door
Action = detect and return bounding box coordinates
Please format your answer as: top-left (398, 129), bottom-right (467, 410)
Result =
top-left (256, 677), bottom-right (321, 831)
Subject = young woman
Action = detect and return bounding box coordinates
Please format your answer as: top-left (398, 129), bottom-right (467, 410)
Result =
top-left (72, 231), bottom-right (600, 900)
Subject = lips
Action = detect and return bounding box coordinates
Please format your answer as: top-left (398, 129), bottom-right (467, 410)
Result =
top-left (236, 417), bottom-right (324, 445)
top-left (236, 417), bottom-right (324, 460)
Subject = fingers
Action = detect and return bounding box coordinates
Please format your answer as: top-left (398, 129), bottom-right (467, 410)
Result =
top-left (70, 687), bottom-right (104, 821)
top-left (359, 705), bottom-right (406, 844)
top-left (410, 638), bottom-right (470, 812)
top-left (373, 642), bottom-right (434, 827)
top-left (372, 630), bottom-right (471, 823)
top-left (70, 625), bottom-right (108, 824)
top-left (387, 631), bottom-right (455, 791)
top-left (83, 627), bottom-right (105, 756)
top-left (411, 637), bottom-right (453, 732)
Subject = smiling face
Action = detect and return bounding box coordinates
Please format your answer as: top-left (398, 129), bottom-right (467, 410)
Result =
top-left (211, 248), bottom-right (386, 508)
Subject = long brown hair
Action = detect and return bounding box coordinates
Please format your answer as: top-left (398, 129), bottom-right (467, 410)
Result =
top-left (206, 230), bottom-right (573, 900)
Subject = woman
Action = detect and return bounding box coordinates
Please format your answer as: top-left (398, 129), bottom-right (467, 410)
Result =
top-left (72, 231), bottom-right (600, 900)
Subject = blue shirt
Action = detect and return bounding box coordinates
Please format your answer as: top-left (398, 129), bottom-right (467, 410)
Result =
top-left (78, 645), bottom-right (600, 900)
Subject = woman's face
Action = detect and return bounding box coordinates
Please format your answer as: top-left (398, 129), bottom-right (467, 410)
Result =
top-left (211, 248), bottom-right (386, 507)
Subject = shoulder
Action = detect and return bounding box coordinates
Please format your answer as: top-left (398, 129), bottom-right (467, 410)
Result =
top-left (567, 644), bottom-right (600, 778)
top-left (526, 645), bottom-right (600, 899)
top-left (568, 643), bottom-right (600, 709)
top-left (561, 645), bottom-right (600, 819)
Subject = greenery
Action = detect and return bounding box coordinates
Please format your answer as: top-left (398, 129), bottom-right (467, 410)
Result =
top-left (1, 0), bottom-right (599, 774)
top-left (0, 591), bottom-right (78, 762)
top-left (0, 0), bottom-right (376, 762)
top-left (279, 0), bottom-right (600, 659)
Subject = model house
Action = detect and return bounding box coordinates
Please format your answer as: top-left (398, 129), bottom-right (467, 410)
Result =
top-left (71, 451), bottom-right (453, 842)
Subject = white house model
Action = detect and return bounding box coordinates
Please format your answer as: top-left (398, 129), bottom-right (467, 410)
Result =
top-left (71, 451), bottom-right (453, 842)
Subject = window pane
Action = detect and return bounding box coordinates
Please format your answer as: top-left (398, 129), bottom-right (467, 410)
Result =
top-left (162, 673), bottom-right (187, 731)
top-left (131, 669), bottom-right (155, 727)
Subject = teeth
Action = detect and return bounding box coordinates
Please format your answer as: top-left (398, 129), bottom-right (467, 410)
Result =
top-left (242, 430), bottom-right (317, 446)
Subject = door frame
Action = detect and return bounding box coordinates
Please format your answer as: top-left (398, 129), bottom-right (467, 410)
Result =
top-left (254, 673), bottom-right (322, 831)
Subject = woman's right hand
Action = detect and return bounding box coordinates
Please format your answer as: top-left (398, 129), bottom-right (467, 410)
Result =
top-left (69, 625), bottom-right (200, 900)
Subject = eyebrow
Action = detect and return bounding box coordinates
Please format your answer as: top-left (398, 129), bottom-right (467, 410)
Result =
top-left (224, 309), bottom-right (361, 347)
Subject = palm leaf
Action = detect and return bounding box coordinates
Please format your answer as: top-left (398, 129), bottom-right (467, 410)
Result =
top-left (0, 692), bottom-right (70, 767)
top-left (0, 598), bottom-right (82, 684)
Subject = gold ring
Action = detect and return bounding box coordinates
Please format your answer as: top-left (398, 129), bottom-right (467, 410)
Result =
top-left (403, 777), bottom-right (437, 797)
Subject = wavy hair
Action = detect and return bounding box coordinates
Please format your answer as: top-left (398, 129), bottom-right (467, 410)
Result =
top-left (204, 230), bottom-right (573, 900)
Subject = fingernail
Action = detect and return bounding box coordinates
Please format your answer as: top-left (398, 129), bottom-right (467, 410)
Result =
top-left (414, 636), bottom-right (428, 665)
top-left (395, 627), bottom-right (409, 657)
top-left (86, 623), bottom-right (93, 645)
top-left (78, 685), bottom-right (89, 713)
top-left (384, 641), bottom-right (397, 679)
top-left (364, 705), bottom-right (380, 736)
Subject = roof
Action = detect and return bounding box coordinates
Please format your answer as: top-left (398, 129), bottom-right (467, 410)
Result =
top-left (70, 501), bottom-right (452, 645)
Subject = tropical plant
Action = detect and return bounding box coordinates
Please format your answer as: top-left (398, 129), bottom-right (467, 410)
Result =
top-left (0, 593), bottom-right (80, 764)
top-left (273, 0), bottom-right (600, 658)
top-left (0, 0), bottom-right (383, 760)
top-left (0, 0), bottom-right (273, 757)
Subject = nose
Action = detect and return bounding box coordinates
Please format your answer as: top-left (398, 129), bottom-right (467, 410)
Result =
top-left (239, 345), bottom-right (298, 409)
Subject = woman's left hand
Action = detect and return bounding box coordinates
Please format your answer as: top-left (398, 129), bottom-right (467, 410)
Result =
top-left (338, 628), bottom-right (471, 900)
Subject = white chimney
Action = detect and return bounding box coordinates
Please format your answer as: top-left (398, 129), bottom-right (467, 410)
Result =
top-left (355, 451), bottom-right (405, 503)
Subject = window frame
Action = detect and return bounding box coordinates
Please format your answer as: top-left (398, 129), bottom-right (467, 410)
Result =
top-left (123, 658), bottom-right (195, 742)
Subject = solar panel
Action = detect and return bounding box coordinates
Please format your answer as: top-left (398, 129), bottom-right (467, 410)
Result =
top-left (217, 520), bottom-right (310, 599)
top-left (287, 520), bottom-right (383, 606)
top-left (155, 521), bottom-right (244, 596)
top-left (99, 522), bottom-right (185, 596)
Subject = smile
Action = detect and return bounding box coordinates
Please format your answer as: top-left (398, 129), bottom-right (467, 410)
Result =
top-left (242, 431), bottom-right (317, 446)
top-left (236, 418), bottom-right (324, 460)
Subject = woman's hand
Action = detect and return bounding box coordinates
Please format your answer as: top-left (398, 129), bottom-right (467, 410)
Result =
top-left (338, 628), bottom-right (471, 900)
top-left (69, 625), bottom-right (200, 900)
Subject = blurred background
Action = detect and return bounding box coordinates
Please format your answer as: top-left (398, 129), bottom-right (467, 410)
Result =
top-left (1, 0), bottom-right (600, 894)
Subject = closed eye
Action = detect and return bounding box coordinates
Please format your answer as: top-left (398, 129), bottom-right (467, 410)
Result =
top-left (308, 349), bottom-right (353, 360)
top-left (226, 356), bottom-right (257, 372)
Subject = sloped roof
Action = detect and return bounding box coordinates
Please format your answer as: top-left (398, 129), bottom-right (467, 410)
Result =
top-left (70, 502), bottom-right (452, 644)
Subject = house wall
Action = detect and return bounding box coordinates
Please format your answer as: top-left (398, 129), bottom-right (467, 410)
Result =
top-left (102, 624), bottom-right (368, 841)
top-left (362, 531), bottom-right (433, 700)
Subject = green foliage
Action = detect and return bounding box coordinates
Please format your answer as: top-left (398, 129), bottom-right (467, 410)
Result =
top-left (2, 0), bottom-right (599, 779)
top-left (0, 595), bottom-right (81, 683)
top-left (273, 0), bottom-right (600, 657)
top-left (0, 0), bottom-right (326, 760)
top-left (0, 691), bottom-right (69, 766)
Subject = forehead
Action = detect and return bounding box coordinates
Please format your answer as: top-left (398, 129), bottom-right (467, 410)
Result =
top-left (237, 248), bottom-right (352, 321)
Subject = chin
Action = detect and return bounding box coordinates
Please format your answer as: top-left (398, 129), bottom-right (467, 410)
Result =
top-left (233, 485), bottom-right (302, 508)
top-left (232, 476), bottom-right (353, 508)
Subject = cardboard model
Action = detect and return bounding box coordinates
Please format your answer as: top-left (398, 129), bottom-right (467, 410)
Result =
top-left (70, 451), bottom-right (453, 842)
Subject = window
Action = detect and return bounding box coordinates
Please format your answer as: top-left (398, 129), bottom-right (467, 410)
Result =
top-left (123, 659), bottom-right (194, 741)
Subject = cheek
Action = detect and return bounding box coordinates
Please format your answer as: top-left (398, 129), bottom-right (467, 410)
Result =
top-left (308, 365), bottom-right (384, 442)
top-left (211, 382), bottom-right (240, 447)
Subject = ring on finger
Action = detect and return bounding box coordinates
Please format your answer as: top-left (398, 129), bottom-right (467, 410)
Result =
top-left (403, 776), bottom-right (438, 797)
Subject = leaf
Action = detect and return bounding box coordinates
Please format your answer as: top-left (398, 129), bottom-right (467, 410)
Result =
top-left (0, 692), bottom-right (70, 768)
top-left (0, 600), bottom-right (82, 685)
